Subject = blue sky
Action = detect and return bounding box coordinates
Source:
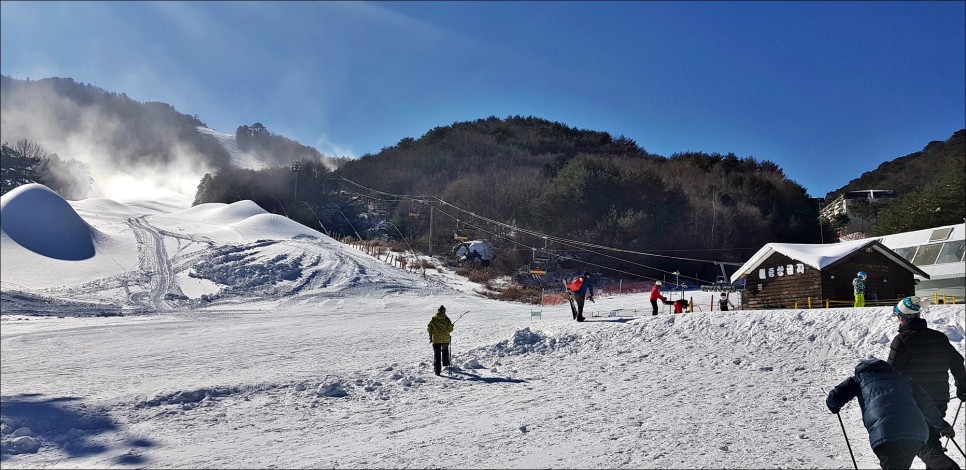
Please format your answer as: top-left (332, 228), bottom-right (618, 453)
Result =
top-left (1, 1), bottom-right (963, 197)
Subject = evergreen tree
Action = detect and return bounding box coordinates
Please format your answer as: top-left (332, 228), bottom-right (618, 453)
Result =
top-left (0, 143), bottom-right (43, 194)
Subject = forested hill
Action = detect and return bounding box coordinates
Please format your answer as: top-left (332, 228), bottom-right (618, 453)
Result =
top-left (824, 129), bottom-right (965, 236)
top-left (0, 76), bottom-right (336, 199)
top-left (0, 75), bottom-right (233, 174)
top-left (827, 129), bottom-right (964, 199)
top-left (332, 116), bottom-right (821, 281)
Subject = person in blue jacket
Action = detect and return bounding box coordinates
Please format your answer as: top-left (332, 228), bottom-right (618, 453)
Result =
top-left (826, 358), bottom-right (955, 470)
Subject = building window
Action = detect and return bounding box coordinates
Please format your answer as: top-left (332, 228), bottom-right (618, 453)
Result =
top-left (936, 240), bottom-right (965, 264)
top-left (912, 243), bottom-right (943, 266)
top-left (893, 246), bottom-right (917, 262)
top-left (928, 227), bottom-right (953, 242)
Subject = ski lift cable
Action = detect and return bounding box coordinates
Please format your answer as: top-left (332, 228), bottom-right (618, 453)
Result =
top-left (431, 196), bottom-right (727, 265)
top-left (336, 180), bottom-right (544, 254)
top-left (343, 176), bottom-right (729, 273)
top-left (338, 181), bottom-right (719, 282)
top-left (336, 175), bottom-right (740, 267)
top-left (341, 175), bottom-right (743, 263)
top-left (428, 202), bottom-right (682, 282)
top-left (336, 183), bottom-right (704, 283)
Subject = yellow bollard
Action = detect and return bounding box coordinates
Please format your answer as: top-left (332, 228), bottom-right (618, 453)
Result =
top-left (825, 299), bottom-right (830, 309)
top-left (943, 294), bottom-right (947, 305)
top-left (935, 292), bottom-right (939, 304)
top-left (794, 302), bottom-right (798, 309)
top-left (808, 297), bottom-right (812, 309)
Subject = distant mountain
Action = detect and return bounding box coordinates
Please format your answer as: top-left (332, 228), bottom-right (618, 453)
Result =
top-left (0, 76), bottom-right (337, 199)
top-left (322, 116), bottom-right (822, 282)
top-left (0, 75), bottom-right (233, 172)
top-left (3, 75), bottom-right (958, 282)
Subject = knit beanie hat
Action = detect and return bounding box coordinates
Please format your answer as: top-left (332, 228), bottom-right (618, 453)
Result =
top-left (893, 296), bottom-right (929, 317)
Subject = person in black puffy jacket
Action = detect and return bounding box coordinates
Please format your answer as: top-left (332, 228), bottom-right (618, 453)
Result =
top-left (888, 296), bottom-right (966, 470)
top-left (827, 358), bottom-right (954, 470)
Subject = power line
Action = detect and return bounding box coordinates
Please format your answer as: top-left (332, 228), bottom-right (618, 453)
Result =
top-left (332, 176), bottom-right (745, 284)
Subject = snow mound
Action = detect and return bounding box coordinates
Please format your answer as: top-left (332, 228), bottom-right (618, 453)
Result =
top-left (0, 184), bottom-right (95, 260)
top-left (166, 201), bottom-right (321, 240)
top-left (226, 213), bottom-right (321, 239)
top-left (316, 382), bottom-right (349, 398)
top-left (484, 327), bottom-right (574, 357)
top-left (169, 200), bottom-right (267, 226)
top-left (69, 197), bottom-right (136, 216)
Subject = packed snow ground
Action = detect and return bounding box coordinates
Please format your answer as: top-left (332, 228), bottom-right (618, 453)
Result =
top-left (1, 184), bottom-right (964, 469)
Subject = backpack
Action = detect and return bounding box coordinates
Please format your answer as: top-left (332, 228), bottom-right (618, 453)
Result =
top-left (566, 277), bottom-right (584, 292)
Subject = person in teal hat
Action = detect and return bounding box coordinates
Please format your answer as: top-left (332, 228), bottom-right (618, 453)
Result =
top-left (888, 296), bottom-right (966, 470)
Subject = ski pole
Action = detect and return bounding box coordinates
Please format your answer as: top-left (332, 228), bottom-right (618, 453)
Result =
top-left (944, 400), bottom-right (962, 452)
top-left (837, 412), bottom-right (859, 470)
top-left (448, 311), bottom-right (469, 374)
top-left (453, 310), bottom-right (471, 324)
top-left (949, 437), bottom-right (965, 459)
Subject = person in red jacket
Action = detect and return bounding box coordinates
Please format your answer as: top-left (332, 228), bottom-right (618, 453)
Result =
top-left (650, 281), bottom-right (666, 316)
top-left (665, 298), bottom-right (688, 314)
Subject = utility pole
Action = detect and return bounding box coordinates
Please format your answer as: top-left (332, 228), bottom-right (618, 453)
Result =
top-left (429, 203), bottom-right (434, 257)
top-left (301, 201), bottom-right (329, 236)
top-left (290, 160), bottom-right (302, 201)
top-left (673, 270), bottom-right (681, 298)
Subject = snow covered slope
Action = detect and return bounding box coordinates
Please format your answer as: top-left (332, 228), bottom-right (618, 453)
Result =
top-left (196, 126), bottom-right (268, 170)
top-left (1, 296), bottom-right (963, 468)
top-left (1, 185), bottom-right (964, 469)
top-left (1, 184), bottom-right (454, 314)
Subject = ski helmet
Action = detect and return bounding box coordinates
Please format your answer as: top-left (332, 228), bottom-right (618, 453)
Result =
top-left (655, 280), bottom-right (662, 286)
top-left (438, 305), bottom-right (446, 313)
top-left (857, 271), bottom-right (867, 279)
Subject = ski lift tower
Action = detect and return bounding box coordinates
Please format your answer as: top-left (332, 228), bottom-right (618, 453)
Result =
top-left (699, 261), bottom-right (745, 292)
top-left (290, 160), bottom-right (302, 201)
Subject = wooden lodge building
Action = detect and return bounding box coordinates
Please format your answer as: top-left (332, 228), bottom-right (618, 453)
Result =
top-left (731, 239), bottom-right (929, 309)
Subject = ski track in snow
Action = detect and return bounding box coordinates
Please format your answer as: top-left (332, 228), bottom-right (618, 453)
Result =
top-left (2, 304), bottom-right (963, 469)
top-left (1, 188), bottom-right (964, 469)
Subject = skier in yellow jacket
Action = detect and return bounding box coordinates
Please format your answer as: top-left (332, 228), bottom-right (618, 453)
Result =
top-left (427, 305), bottom-right (454, 376)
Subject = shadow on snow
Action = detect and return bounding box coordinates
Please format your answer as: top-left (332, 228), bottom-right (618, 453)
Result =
top-left (450, 370), bottom-right (527, 384)
top-left (0, 393), bottom-right (156, 464)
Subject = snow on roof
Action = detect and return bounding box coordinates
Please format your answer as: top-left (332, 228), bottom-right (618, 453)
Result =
top-left (730, 238), bottom-right (927, 282)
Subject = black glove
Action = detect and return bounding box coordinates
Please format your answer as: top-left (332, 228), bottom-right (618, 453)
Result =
top-left (828, 406), bottom-right (840, 414)
top-left (940, 424), bottom-right (955, 439)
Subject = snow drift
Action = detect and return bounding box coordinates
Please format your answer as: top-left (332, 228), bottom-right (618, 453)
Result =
top-left (0, 184), bottom-right (95, 260)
